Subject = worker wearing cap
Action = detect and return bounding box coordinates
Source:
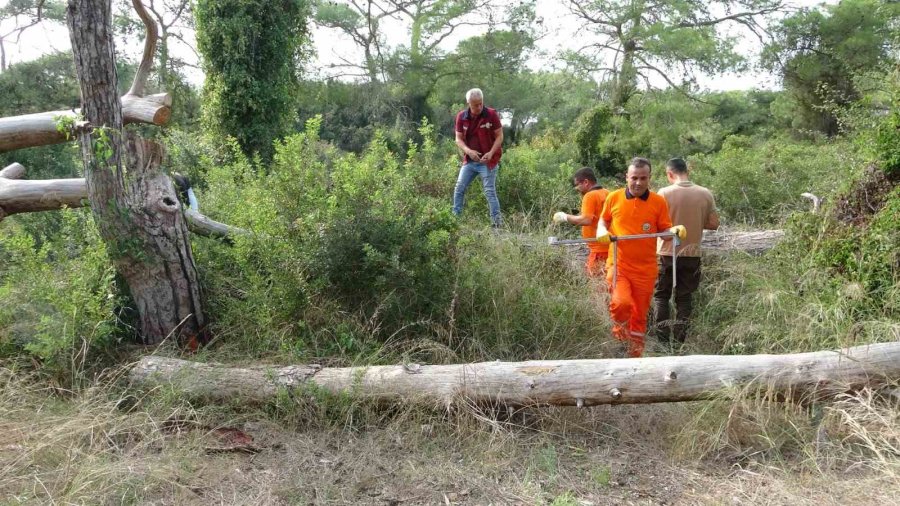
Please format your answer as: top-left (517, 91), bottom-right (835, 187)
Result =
top-left (552, 167), bottom-right (610, 276)
top-left (653, 158), bottom-right (719, 348)
top-left (597, 157), bottom-right (686, 357)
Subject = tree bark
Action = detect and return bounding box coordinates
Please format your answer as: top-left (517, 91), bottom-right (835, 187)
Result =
top-left (130, 342), bottom-right (900, 406)
top-left (0, 93), bottom-right (172, 153)
top-left (67, 0), bottom-right (205, 345)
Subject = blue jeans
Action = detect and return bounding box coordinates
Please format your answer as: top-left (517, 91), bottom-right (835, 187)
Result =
top-left (452, 162), bottom-right (501, 226)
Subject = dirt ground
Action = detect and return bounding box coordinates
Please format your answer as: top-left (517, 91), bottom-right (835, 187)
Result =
top-left (131, 403), bottom-right (897, 506)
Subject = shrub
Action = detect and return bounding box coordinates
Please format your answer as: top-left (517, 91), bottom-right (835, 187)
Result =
top-left (691, 136), bottom-right (865, 225)
top-left (192, 118), bottom-right (459, 356)
top-left (874, 109), bottom-right (900, 177)
top-left (0, 209), bottom-right (121, 381)
top-left (492, 131), bottom-right (579, 219)
top-left (572, 105), bottom-right (623, 177)
top-left (692, 184), bottom-right (898, 355)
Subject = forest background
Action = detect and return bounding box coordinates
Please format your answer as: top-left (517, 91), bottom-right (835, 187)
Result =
top-left (0, 0), bottom-right (898, 503)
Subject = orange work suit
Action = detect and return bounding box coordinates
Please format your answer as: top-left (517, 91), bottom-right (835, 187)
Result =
top-left (600, 188), bottom-right (673, 357)
top-left (581, 185), bottom-right (610, 277)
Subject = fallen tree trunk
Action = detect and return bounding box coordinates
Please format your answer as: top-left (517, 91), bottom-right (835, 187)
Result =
top-left (556, 228), bottom-right (785, 272)
top-left (0, 164), bottom-right (243, 237)
top-left (700, 229), bottom-right (785, 255)
top-left (130, 342), bottom-right (900, 406)
top-left (0, 93), bottom-right (171, 153)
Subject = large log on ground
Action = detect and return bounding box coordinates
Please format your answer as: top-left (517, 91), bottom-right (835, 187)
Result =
top-left (555, 228), bottom-right (785, 272)
top-left (700, 229), bottom-right (785, 255)
top-left (0, 93), bottom-right (171, 153)
top-left (130, 342), bottom-right (900, 406)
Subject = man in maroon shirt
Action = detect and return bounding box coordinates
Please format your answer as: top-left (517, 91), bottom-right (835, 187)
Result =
top-left (453, 88), bottom-right (504, 227)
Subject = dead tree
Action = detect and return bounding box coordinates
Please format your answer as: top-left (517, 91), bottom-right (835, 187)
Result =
top-left (130, 342), bottom-right (900, 406)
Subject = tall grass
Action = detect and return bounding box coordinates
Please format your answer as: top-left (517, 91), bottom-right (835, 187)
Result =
top-left (672, 381), bottom-right (900, 482)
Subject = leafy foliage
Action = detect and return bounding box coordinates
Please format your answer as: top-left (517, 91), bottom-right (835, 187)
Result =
top-left (194, 0), bottom-right (312, 162)
top-left (567, 0), bottom-right (779, 107)
top-left (874, 107), bottom-right (900, 177)
top-left (691, 135), bottom-right (864, 224)
top-left (296, 80), bottom-right (399, 153)
top-left (187, 119), bottom-right (458, 355)
top-left (0, 209), bottom-right (121, 381)
top-left (763, 0), bottom-right (900, 135)
top-left (572, 105), bottom-right (622, 177)
top-left (694, 179), bottom-right (898, 355)
top-left (0, 52), bottom-right (79, 115)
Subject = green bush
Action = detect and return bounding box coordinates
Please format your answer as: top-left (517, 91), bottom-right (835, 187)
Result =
top-left (192, 118), bottom-right (458, 356)
top-left (692, 136), bottom-right (864, 224)
top-left (0, 209), bottom-right (120, 381)
top-left (693, 185), bottom-right (898, 355)
top-left (493, 131), bottom-right (578, 219)
top-left (572, 105), bottom-right (623, 177)
top-left (874, 109), bottom-right (900, 176)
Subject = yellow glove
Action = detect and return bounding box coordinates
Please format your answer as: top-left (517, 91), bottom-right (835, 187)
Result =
top-left (669, 225), bottom-right (687, 241)
top-left (552, 211), bottom-right (568, 224)
top-left (596, 226), bottom-right (611, 245)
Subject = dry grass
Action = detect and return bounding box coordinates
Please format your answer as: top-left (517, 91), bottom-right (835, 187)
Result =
top-left (3, 362), bottom-right (900, 505)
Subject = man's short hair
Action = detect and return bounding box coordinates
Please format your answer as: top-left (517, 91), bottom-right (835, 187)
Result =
top-left (572, 167), bottom-right (597, 185)
top-left (666, 158), bottom-right (688, 174)
top-left (629, 157), bottom-right (652, 172)
top-left (466, 88), bottom-right (484, 102)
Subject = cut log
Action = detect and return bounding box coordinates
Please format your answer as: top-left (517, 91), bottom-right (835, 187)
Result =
top-left (700, 229), bottom-right (785, 255)
top-left (0, 166), bottom-right (245, 239)
top-left (130, 342), bottom-right (900, 406)
top-left (184, 208), bottom-right (248, 239)
top-left (0, 175), bottom-right (88, 215)
top-left (0, 93), bottom-right (171, 153)
top-left (0, 163), bottom-right (26, 179)
top-left (554, 228), bottom-right (785, 273)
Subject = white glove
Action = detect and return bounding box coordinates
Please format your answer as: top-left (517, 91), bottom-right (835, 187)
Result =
top-left (552, 211), bottom-right (568, 224)
top-left (596, 226), bottom-right (611, 244)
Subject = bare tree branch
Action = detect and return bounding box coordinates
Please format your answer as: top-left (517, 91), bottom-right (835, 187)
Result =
top-left (633, 54), bottom-right (713, 105)
top-left (675, 5), bottom-right (784, 29)
top-left (126, 0), bottom-right (159, 97)
top-left (568, 0), bottom-right (619, 29)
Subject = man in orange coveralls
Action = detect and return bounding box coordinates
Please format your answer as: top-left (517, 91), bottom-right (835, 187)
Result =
top-left (552, 167), bottom-right (610, 276)
top-left (597, 158), bottom-right (686, 357)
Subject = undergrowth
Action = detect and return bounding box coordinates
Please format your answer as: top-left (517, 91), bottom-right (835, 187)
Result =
top-left (0, 108), bottom-right (898, 502)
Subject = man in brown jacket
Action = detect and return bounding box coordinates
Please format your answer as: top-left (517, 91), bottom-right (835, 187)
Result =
top-left (654, 158), bottom-right (719, 348)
